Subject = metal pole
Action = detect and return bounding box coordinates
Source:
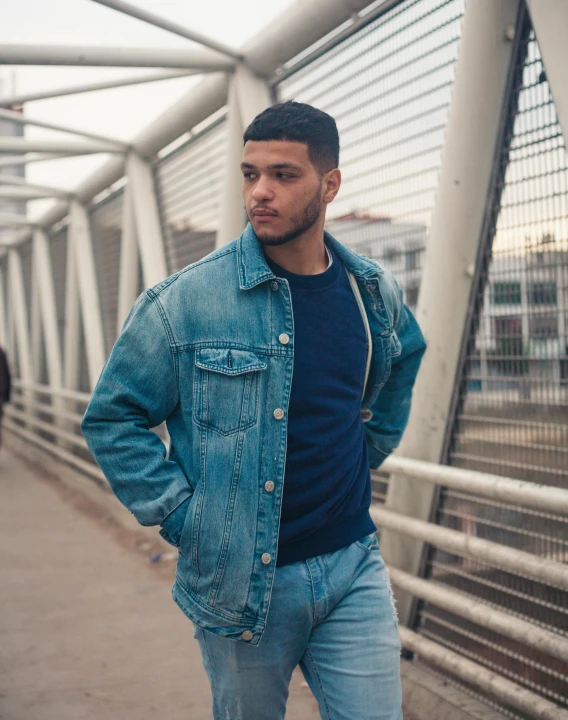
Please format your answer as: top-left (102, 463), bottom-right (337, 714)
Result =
top-left (0, 44), bottom-right (234, 71)
top-left (30, 278), bottom-right (42, 384)
top-left (216, 66), bottom-right (272, 247)
top-left (0, 138), bottom-right (124, 154)
top-left (0, 187), bottom-right (69, 201)
top-left (7, 249), bottom-right (33, 382)
top-left (126, 152), bottom-right (168, 287)
top-left (526, 0), bottom-right (568, 148)
top-left (399, 627), bottom-right (568, 720)
top-left (32, 229), bottom-right (63, 389)
top-left (0, 271), bottom-right (6, 347)
top-left (63, 232), bottom-right (80, 393)
top-left (0, 108), bottom-right (128, 149)
top-left (387, 566), bottom-right (568, 662)
top-left (0, 71), bottom-right (199, 108)
top-left (8, 0), bottom-right (373, 251)
top-left (69, 201), bottom-right (107, 390)
top-left (381, 455), bottom-right (568, 515)
top-left (90, 0), bottom-right (243, 62)
top-left (0, 153), bottom-right (87, 168)
top-left (380, 0), bottom-right (524, 626)
top-left (0, 213), bottom-right (36, 228)
top-left (117, 183), bottom-right (139, 331)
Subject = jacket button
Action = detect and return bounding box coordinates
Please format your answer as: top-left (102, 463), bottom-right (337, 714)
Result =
top-left (261, 553), bottom-right (272, 565)
top-left (273, 408), bottom-right (284, 420)
top-left (279, 333), bottom-right (290, 345)
top-left (270, 281), bottom-right (279, 291)
top-left (264, 481), bottom-right (275, 492)
top-left (241, 630), bottom-right (253, 641)
top-left (361, 408), bottom-right (373, 422)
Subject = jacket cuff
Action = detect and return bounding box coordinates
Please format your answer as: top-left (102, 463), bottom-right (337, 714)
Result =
top-left (159, 495), bottom-right (191, 547)
top-left (368, 446), bottom-right (390, 470)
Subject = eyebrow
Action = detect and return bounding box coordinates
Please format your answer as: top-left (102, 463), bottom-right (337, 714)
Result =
top-left (240, 162), bottom-right (303, 172)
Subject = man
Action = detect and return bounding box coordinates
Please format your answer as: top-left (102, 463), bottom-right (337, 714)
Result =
top-left (81, 101), bottom-right (426, 720)
top-left (0, 345), bottom-right (11, 453)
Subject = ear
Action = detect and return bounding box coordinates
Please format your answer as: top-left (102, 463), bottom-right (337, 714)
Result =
top-left (322, 168), bottom-right (341, 204)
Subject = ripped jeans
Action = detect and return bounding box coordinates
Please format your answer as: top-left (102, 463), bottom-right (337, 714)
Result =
top-left (193, 533), bottom-right (402, 720)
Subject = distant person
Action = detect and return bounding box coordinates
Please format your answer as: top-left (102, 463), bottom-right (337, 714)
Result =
top-left (0, 345), bottom-right (11, 452)
top-left (81, 101), bottom-right (426, 720)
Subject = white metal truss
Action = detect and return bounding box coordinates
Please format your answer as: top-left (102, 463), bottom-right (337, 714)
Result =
top-left (126, 151), bottom-right (168, 287)
top-left (69, 201), bottom-right (106, 390)
top-left (216, 66), bottom-right (273, 247)
top-left (117, 183), bottom-right (139, 332)
top-left (7, 249), bottom-right (33, 383)
top-left (0, 270), bottom-right (6, 347)
top-left (32, 229), bottom-right (63, 389)
top-left (380, 0), bottom-right (523, 626)
top-left (526, 0), bottom-right (568, 148)
top-left (90, 0), bottom-right (243, 61)
top-left (0, 44), bottom-right (234, 70)
top-left (0, 107), bottom-right (128, 149)
top-left (63, 231), bottom-right (80, 393)
top-left (0, 70), bottom-right (199, 107)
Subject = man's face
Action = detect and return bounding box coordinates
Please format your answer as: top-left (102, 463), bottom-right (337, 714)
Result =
top-left (241, 140), bottom-right (327, 246)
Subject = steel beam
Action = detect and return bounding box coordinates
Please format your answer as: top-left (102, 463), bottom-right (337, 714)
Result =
top-left (7, 249), bottom-right (33, 382)
top-left (0, 138), bottom-right (124, 154)
top-left (0, 271), bottom-right (6, 347)
top-left (526, 0), bottom-right (568, 149)
top-left (380, 0), bottom-right (524, 626)
top-left (91, 0), bottom-right (243, 61)
top-left (117, 182), bottom-right (139, 330)
top-left (126, 152), bottom-right (168, 287)
top-left (0, 186), bottom-right (68, 201)
top-left (0, 70), bottom-right (199, 108)
top-left (216, 66), bottom-right (272, 247)
top-left (63, 230), bottom-right (80, 392)
top-left (8, 0), bottom-right (375, 250)
top-left (0, 108), bottom-right (128, 149)
top-left (399, 628), bottom-right (568, 720)
top-left (0, 213), bottom-right (36, 228)
top-left (0, 153), bottom-right (85, 168)
top-left (32, 229), bottom-right (63, 389)
top-left (69, 201), bottom-right (106, 390)
top-left (0, 44), bottom-right (234, 70)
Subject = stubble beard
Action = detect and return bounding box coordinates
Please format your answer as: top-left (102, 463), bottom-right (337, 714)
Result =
top-left (251, 187), bottom-right (323, 247)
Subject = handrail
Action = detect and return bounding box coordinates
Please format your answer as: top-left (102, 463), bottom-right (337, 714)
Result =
top-left (381, 455), bottom-right (568, 515)
top-left (371, 505), bottom-right (568, 591)
top-left (12, 378), bottom-right (91, 403)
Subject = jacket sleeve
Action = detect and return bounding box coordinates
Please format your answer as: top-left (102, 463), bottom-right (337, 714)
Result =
top-left (80, 291), bottom-right (192, 530)
top-left (364, 279), bottom-right (427, 470)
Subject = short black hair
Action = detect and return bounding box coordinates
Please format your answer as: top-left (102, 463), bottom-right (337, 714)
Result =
top-left (243, 101), bottom-right (339, 175)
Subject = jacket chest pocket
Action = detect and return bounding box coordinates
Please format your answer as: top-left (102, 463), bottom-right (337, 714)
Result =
top-left (192, 347), bottom-right (267, 436)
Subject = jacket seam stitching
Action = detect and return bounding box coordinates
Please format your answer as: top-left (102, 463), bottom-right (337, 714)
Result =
top-left (145, 292), bottom-right (179, 384)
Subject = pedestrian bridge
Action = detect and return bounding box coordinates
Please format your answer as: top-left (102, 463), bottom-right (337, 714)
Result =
top-left (1, 1), bottom-right (568, 718)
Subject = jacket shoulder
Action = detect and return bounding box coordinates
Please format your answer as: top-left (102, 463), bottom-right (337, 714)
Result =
top-left (146, 241), bottom-right (238, 301)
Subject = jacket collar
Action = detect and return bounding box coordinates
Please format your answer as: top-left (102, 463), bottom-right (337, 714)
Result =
top-left (237, 222), bottom-right (382, 290)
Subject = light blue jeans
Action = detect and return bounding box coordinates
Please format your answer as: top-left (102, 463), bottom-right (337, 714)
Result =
top-left (193, 532), bottom-right (402, 720)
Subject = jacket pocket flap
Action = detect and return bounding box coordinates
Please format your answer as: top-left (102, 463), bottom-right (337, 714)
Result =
top-left (195, 348), bottom-right (267, 375)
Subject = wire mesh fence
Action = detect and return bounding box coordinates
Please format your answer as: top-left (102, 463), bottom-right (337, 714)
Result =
top-left (155, 115), bottom-right (227, 275)
top-left (275, 0), bottom-right (465, 501)
top-left (420, 24), bottom-right (568, 713)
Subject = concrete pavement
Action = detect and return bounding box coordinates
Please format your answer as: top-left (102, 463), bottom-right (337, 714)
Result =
top-left (0, 448), bottom-right (319, 720)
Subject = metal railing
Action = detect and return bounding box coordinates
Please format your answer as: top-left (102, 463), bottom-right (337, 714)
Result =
top-left (4, 377), bottom-right (568, 719)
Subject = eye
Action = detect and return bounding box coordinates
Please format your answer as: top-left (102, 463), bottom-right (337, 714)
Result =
top-left (276, 172), bottom-right (294, 179)
top-left (243, 172), bottom-right (256, 180)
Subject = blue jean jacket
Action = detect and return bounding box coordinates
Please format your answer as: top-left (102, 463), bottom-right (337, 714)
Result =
top-left (81, 223), bottom-right (426, 644)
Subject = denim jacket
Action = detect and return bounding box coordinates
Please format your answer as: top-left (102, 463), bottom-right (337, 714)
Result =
top-left (81, 223), bottom-right (426, 645)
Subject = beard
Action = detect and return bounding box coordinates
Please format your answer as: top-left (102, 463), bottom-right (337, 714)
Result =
top-left (250, 187), bottom-right (322, 247)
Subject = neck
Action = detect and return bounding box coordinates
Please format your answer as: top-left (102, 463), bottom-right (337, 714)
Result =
top-left (261, 221), bottom-right (328, 275)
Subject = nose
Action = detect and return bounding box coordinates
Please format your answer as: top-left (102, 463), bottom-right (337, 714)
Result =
top-left (252, 176), bottom-right (274, 202)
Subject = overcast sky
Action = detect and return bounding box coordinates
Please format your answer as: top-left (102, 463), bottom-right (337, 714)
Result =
top-left (1, 0), bottom-right (295, 218)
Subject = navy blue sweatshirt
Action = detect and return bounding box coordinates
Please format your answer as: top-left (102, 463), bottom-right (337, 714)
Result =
top-left (264, 241), bottom-right (376, 567)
